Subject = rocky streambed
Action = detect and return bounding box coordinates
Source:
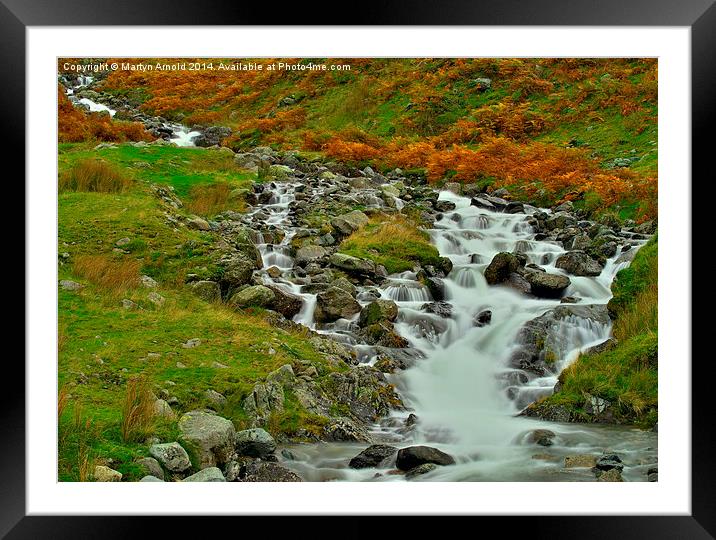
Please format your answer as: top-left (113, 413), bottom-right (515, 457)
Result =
top-left (115, 142), bottom-right (657, 483)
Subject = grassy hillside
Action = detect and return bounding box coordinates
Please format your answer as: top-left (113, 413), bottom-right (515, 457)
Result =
top-left (527, 236), bottom-right (658, 427)
top-left (57, 143), bottom-right (346, 481)
top-left (60, 58), bottom-right (658, 221)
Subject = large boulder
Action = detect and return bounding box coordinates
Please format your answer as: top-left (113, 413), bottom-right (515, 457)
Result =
top-left (218, 254), bottom-right (261, 293)
top-left (228, 285), bottom-right (275, 309)
top-left (525, 271), bottom-right (571, 298)
top-left (265, 285), bottom-right (303, 318)
top-left (314, 286), bottom-right (361, 323)
top-left (295, 245), bottom-right (328, 265)
top-left (396, 446), bottom-right (456, 471)
top-left (178, 411), bottom-right (237, 469)
top-left (148, 442), bottom-right (192, 473)
top-left (359, 321), bottom-right (409, 348)
top-left (349, 444), bottom-right (398, 469)
top-left (330, 210), bottom-right (369, 236)
top-left (358, 299), bottom-right (399, 327)
top-left (555, 251), bottom-right (604, 277)
top-left (329, 252), bottom-right (380, 277)
top-left (235, 428), bottom-right (277, 459)
top-left (484, 252), bottom-right (521, 285)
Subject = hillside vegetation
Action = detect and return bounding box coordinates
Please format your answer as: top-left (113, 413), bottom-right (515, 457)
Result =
top-left (60, 58), bottom-right (658, 221)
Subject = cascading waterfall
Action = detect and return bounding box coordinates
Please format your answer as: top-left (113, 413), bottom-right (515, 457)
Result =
top-left (274, 187), bottom-right (655, 482)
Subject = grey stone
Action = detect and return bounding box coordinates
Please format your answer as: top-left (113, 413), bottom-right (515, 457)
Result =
top-left (149, 442), bottom-right (191, 473)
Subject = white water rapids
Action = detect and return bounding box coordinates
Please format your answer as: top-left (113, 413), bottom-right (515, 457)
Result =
top-left (244, 182), bottom-right (656, 481)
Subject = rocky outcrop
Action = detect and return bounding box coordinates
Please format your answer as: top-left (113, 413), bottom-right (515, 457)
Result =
top-left (235, 428), bottom-right (277, 459)
top-left (511, 304), bottom-right (610, 376)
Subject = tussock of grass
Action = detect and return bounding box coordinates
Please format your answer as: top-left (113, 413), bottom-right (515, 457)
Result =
top-left (120, 376), bottom-right (156, 443)
top-left (339, 215), bottom-right (442, 274)
top-left (59, 159), bottom-right (133, 193)
top-left (187, 181), bottom-right (243, 216)
top-left (73, 255), bottom-right (141, 292)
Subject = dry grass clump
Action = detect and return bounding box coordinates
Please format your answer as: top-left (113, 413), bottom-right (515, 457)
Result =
top-left (187, 182), bottom-right (239, 216)
top-left (613, 281), bottom-right (658, 342)
top-left (59, 159), bottom-right (133, 193)
top-left (120, 375), bottom-right (156, 443)
top-left (73, 254), bottom-right (140, 291)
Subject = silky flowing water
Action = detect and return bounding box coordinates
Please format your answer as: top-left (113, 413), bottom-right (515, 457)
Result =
top-left (245, 183), bottom-right (656, 482)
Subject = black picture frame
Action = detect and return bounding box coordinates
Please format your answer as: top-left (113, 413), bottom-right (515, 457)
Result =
top-left (7, 0), bottom-right (709, 537)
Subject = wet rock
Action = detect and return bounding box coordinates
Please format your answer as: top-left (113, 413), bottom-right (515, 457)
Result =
top-left (265, 285), bottom-right (303, 319)
top-left (524, 271), bottom-right (571, 298)
top-left (593, 454), bottom-right (624, 476)
top-left (473, 310), bottom-right (492, 327)
top-left (329, 252), bottom-right (380, 278)
top-left (191, 280), bottom-right (221, 302)
top-left (521, 403), bottom-right (572, 423)
top-left (314, 286), bottom-right (361, 323)
top-left (332, 277), bottom-right (357, 297)
top-left (349, 444), bottom-right (398, 469)
top-left (218, 254), bottom-right (261, 293)
top-left (360, 321), bottom-right (409, 348)
top-left (358, 299), bottom-right (399, 327)
top-left (235, 428), bottom-right (277, 459)
top-left (295, 245), bottom-right (328, 265)
top-left (512, 304), bottom-right (609, 376)
top-left (484, 252), bottom-right (521, 285)
top-left (564, 455), bottom-right (598, 468)
top-left (178, 410), bottom-right (236, 469)
top-left (396, 446), bottom-right (455, 471)
top-left (405, 463), bottom-right (438, 479)
top-left (325, 368), bottom-right (403, 422)
top-left (527, 429), bottom-right (556, 446)
top-left (228, 285), bottom-right (275, 309)
top-left (422, 301), bottom-right (453, 318)
top-left (647, 467), bottom-right (658, 482)
top-left (424, 277), bottom-right (445, 300)
top-left (597, 469), bottom-right (624, 482)
top-left (182, 467), bottom-right (226, 482)
top-left (149, 442), bottom-right (191, 473)
top-left (330, 210), bottom-right (369, 236)
top-left (242, 461), bottom-right (303, 482)
top-left (555, 250), bottom-right (604, 277)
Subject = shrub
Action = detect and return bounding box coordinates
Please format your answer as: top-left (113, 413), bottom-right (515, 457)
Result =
top-left (59, 159), bottom-right (133, 193)
top-left (73, 254), bottom-right (140, 291)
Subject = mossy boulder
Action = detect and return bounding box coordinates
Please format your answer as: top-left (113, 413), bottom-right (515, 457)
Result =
top-left (228, 285), bottom-right (275, 309)
top-left (358, 299), bottom-right (399, 327)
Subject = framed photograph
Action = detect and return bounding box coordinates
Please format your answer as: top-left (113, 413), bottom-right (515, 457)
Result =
top-left (12, 0), bottom-right (709, 536)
